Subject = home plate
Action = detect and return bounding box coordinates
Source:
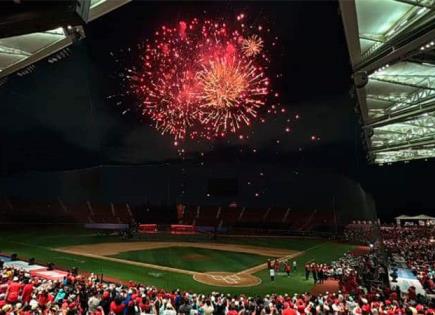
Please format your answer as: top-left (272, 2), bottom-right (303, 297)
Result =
top-left (193, 272), bottom-right (261, 287)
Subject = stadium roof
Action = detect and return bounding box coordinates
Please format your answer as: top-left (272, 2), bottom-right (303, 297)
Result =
top-left (339, 0), bottom-right (435, 164)
top-left (0, 0), bottom-right (130, 80)
top-left (88, 0), bottom-right (131, 22)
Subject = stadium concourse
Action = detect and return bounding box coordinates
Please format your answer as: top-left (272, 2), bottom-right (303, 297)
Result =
top-left (0, 224), bottom-right (434, 314)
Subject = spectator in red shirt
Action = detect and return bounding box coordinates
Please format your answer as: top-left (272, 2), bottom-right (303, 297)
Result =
top-left (6, 277), bottom-right (21, 304)
top-left (285, 262), bottom-right (291, 277)
top-left (274, 259), bottom-right (280, 272)
top-left (110, 296), bottom-right (125, 315)
top-left (37, 290), bottom-right (53, 309)
top-left (21, 279), bottom-right (33, 304)
top-left (282, 302), bottom-right (297, 315)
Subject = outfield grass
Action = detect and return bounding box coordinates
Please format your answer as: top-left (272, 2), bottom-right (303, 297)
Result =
top-left (0, 226), bottom-right (354, 295)
top-left (112, 247), bottom-right (270, 272)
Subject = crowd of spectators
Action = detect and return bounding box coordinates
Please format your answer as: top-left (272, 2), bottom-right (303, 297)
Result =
top-left (381, 226), bottom-right (434, 296)
top-left (1, 266), bottom-right (434, 315)
top-left (304, 252), bottom-right (388, 290)
top-left (344, 224), bottom-right (380, 245)
top-left (0, 224), bottom-right (434, 315)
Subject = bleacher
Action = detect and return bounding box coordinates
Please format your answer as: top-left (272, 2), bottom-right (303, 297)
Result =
top-left (0, 196), bottom-right (337, 234)
top-left (194, 206), bottom-right (219, 226)
top-left (181, 205), bottom-right (196, 225)
top-left (90, 203), bottom-right (113, 223)
top-left (285, 209), bottom-right (305, 229)
top-left (68, 203), bottom-right (92, 223)
top-left (131, 205), bottom-right (177, 225)
top-left (1, 199), bottom-right (68, 223)
top-left (220, 207), bottom-right (241, 226)
top-left (112, 203), bottom-right (134, 224)
top-left (302, 211), bottom-right (335, 232)
top-left (267, 208), bottom-right (288, 224)
top-left (239, 208), bottom-right (264, 224)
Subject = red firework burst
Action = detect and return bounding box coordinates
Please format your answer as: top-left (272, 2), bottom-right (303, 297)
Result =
top-left (119, 15), bottom-right (276, 143)
top-left (198, 57), bottom-right (269, 134)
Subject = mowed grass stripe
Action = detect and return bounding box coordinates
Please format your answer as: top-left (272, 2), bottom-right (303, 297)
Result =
top-left (111, 247), bottom-right (271, 273)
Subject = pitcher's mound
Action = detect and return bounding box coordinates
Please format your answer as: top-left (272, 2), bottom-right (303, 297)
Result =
top-left (193, 272), bottom-right (261, 287)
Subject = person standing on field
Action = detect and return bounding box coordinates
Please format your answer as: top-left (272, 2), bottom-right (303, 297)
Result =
top-left (274, 259), bottom-right (280, 272)
top-left (312, 263), bottom-right (318, 284)
top-left (305, 263), bottom-right (310, 280)
top-left (269, 268), bottom-right (275, 281)
top-left (267, 259), bottom-right (272, 270)
top-left (285, 261), bottom-right (291, 277)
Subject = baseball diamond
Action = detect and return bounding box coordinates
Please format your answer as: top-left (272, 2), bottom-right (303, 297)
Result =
top-left (54, 241), bottom-right (303, 287)
top-left (0, 227), bottom-right (355, 295)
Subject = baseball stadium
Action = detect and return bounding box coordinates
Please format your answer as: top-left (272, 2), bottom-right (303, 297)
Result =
top-left (0, 1), bottom-right (434, 315)
top-left (0, 166), bottom-right (371, 295)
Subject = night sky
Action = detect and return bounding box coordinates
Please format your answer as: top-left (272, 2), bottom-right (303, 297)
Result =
top-left (84, 1), bottom-right (355, 160)
top-left (0, 1), bottom-right (433, 219)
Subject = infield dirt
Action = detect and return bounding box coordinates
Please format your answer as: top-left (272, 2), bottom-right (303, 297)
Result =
top-left (55, 241), bottom-right (301, 287)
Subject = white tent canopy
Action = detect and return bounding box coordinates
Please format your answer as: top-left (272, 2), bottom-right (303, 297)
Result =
top-left (395, 214), bottom-right (435, 225)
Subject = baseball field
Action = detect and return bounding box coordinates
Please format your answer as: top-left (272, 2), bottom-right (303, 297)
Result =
top-left (0, 226), bottom-right (354, 295)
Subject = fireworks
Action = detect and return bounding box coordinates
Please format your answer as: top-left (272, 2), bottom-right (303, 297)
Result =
top-left (199, 58), bottom-right (249, 109)
top-left (198, 57), bottom-right (268, 133)
top-left (114, 15), bottom-right (278, 143)
top-left (241, 35), bottom-right (264, 57)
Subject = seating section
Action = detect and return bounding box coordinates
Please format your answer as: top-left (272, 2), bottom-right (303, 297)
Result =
top-left (193, 206), bottom-right (218, 226)
top-left (113, 203), bottom-right (134, 223)
top-left (90, 203), bottom-right (112, 223)
top-left (181, 205), bottom-right (196, 225)
top-left (267, 208), bottom-right (288, 223)
top-left (0, 197), bottom-right (335, 232)
top-left (189, 206), bottom-right (334, 232)
top-left (220, 207), bottom-right (241, 226)
top-left (131, 205), bottom-right (177, 224)
top-left (240, 208), bottom-right (264, 224)
top-left (0, 199), bottom-right (68, 223)
top-left (67, 203), bottom-right (92, 223)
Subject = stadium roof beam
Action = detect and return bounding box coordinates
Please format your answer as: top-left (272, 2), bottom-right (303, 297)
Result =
top-left (339, 0), bottom-right (435, 164)
top-left (387, 87), bottom-right (434, 111)
top-left (0, 0), bottom-right (131, 80)
top-left (344, 0), bottom-right (435, 73)
top-left (359, 28), bottom-right (435, 74)
top-left (0, 28), bottom-right (74, 78)
top-left (359, 34), bottom-right (386, 43)
top-left (369, 111), bottom-right (435, 155)
top-left (365, 102), bottom-right (435, 129)
top-left (0, 44), bottom-right (31, 57)
top-left (371, 138), bottom-right (435, 153)
top-left (372, 143), bottom-right (435, 164)
top-left (370, 76), bottom-right (435, 91)
top-left (393, 0), bottom-right (435, 9)
top-left (366, 89), bottom-right (435, 124)
top-left (88, 0), bottom-right (131, 22)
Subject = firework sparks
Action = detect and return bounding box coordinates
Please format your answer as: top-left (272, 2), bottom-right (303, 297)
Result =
top-left (241, 35), bottom-right (264, 57)
top-left (199, 57), bottom-right (248, 109)
top-left (198, 57), bottom-right (269, 133)
top-left (113, 15), bottom-right (278, 143)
